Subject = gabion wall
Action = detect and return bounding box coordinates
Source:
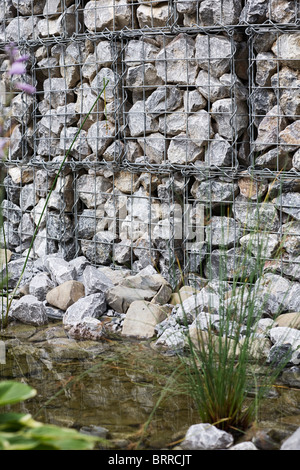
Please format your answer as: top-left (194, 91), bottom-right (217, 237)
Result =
top-left (1, 0), bottom-right (300, 289)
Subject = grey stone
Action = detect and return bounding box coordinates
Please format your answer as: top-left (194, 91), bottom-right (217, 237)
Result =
top-left (274, 192), bottom-right (300, 221)
top-left (232, 194), bottom-right (280, 231)
top-left (29, 273), bottom-right (56, 301)
top-left (199, 0), bottom-right (242, 25)
top-left (229, 442), bottom-right (258, 450)
top-left (47, 175), bottom-right (74, 213)
top-left (158, 107), bottom-right (187, 136)
top-left (59, 127), bottom-right (91, 160)
top-left (255, 148), bottom-right (292, 170)
top-left (253, 273), bottom-right (291, 317)
top-left (191, 179), bottom-right (239, 208)
top-left (66, 317), bottom-right (106, 341)
top-left (126, 63), bottom-right (163, 90)
top-left (211, 98), bottom-right (248, 140)
top-left (281, 427), bottom-right (300, 450)
top-left (173, 288), bottom-right (220, 323)
top-left (167, 133), bottom-right (204, 165)
top-left (254, 105), bottom-right (289, 151)
top-left (281, 366), bottom-right (300, 389)
top-left (86, 120), bottom-right (115, 156)
top-left (82, 265), bottom-right (114, 295)
top-left (75, 84), bottom-right (102, 131)
top-left (256, 52), bottom-right (277, 86)
top-left (127, 100), bottom-right (159, 137)
top-left (46, 257), bottom-right (76, 285)
top-left (84, 0), bottom-right (133, 32)
top-left (272, 33), bottom-right (300, 70)
top-left (155, 33), bottom-right (198, 85)
top-left (10, 93), bottom-right (34, 125)
top-left (205, 216), bottom-right (243, 248)
top-left (205, 134), bottom-right (236, 167)
top-left (251, 88), bottom-right (276, 128)
top-left (187, 110), bottom-right (213, 148)
top-left (63, 293), bottom-right (107, 326)
top-left (43, 0), bottom-right (73, 16)
top-left (11, 295), bottom-right (48, 326)
top-left (124, 39), bottom-right (159, 66)
top-left (5, 16), bottom-right (39, 42)
top-left (38, 4), bottom-right (77, 37)
top-left (183, 89), bottom-right (207, 113)
top-left (239, 0), bottom-right (268, 24)
top-left (91, 68), bottom-right (120, 102)
top-left (271, 67), bottom-right (300, 121)
top-left (137, 132), bottom-right (167, 164)
top-left (195, 34), bottom-right (232, 77)
top-left (81, 231), bottom-right (115, 265)
top-left (204, 247), bottom-right (258, 281)
top-left (1, 200), bottom-right (22, 225)
top-left (175, 0), bottom-right (197, 14)
top-left (181, 423), bottom-right (234, 450)
top-left (77, 174), bottom-right (112, 208)
top-left (43, 78), bottom-right (74, 109)
top-left (69, 256), bottom-right (90, 282)
top-left (240, 232), bottom-right (280, 258)
top-left (280, 120), bottom-right (300, 152)
top-left (46, 213), bottom-right (73, 243)
top-left (136, 3), bottom-right (170, 28)
top-left (145, 86), bottom-right (183, 118)
top-left (19, 184), bottom-right (38, 212)
top-left (106, 285), bottom-right (157, 313)
top-left (196, 70), bottom-right (230, 103)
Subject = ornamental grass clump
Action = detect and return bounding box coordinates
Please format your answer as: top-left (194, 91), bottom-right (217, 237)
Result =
top-left (177, 193), bottom-right (294, 435)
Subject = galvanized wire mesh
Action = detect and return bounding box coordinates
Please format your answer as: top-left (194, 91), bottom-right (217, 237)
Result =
top-left (1, 1), bottom-right (300, 289)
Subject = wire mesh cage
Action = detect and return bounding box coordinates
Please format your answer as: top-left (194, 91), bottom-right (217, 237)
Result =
top-left (1, 0), bottom-right (300, 290)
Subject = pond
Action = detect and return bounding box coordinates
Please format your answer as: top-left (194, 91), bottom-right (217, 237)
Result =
top-left (1, 320), bottom-right (300, 450)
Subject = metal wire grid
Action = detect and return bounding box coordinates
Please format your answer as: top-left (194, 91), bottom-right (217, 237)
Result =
top-left (1, 5), bottom-right (300, 287)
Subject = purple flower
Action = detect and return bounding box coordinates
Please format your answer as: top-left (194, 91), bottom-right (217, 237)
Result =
top-left (15, 82), bottom-right (36, 95)
top-left (0, 137), bottom-right (8, 159)
top-left (9, 61), bottom-right (26, 76)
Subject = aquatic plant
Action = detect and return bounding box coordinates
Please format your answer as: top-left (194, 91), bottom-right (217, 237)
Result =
top-left (172, 187), bottom-right (294, 435)
top-left (0, 380), bottom-right (99, 449)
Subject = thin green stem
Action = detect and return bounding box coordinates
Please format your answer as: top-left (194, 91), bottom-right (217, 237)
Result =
top-left (2, 79), bottom-right (109, 326)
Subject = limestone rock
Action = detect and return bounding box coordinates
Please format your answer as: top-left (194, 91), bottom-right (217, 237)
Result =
top-left (199, 0), bottom-right (242, 25)
top-left (187, 110), bottom-right (213, 148)
top-left (167, 133), bottom-right (204, 165)
top-left (155, 33), bottom-right (198, 85)
top-left (29, 273), bottom-right (56, 301)
top-left (82, 265), bottom-right (114, 295)
top-left (87, 121), bottom-right (115, 156)
top-left (63, 293), bottom-right (107, 326)
top-left (66, 317), bottom-right (105, 341)
top-left (121, 300), bottom-right (168, 338)
top-left (46, 257), bottom-right (76, 285)
top-left (106, 286), bottom-right (157, 313)
top-left (211, 98), bottom-right (248, 140)
top-left (77, 174), bottom-right (112, 208)
top-left (136, 3), bottom-right (170, 28)
top-left (145, 86), bottom-right (183, 118)
top-left (46, 280), bottom-right (86, 311)
top-left (195, 34), bottom-right (232, 77)
top-left (11, 295), bottom-right (48, 326)
top-left (181, 423), bottom-right (234, 450)
top-left (127, 100), bottom-right (159, 137)
top-left (272, 33), bottom-right (300, 70)
top-left (279, 121), bottom-right (300, 152)
top-left (84, 0), bottom-right (132, 31)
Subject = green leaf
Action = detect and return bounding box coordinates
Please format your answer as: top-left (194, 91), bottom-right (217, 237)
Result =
top-left (0, 381), bottom-right (36, 406)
